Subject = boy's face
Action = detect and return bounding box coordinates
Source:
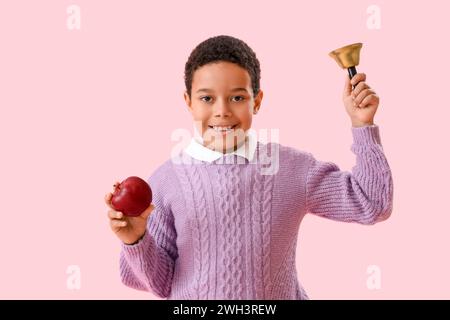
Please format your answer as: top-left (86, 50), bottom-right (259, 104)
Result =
top-left (184, 61), bottom-right (263, 153)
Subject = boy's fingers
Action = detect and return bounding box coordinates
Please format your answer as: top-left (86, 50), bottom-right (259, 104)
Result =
top-left (359, 93), bottom-right (379, 108)
top-left (343, 75), bottom-right (352, 97)
top-left (110, 219), bottom-right (127, 230)
top-left (104, 193), bottom-right (115, 209)
top-left (352, 81), bottom-right (370, 98)
top-left (350, 73), bottom-right (366, 86)
top-left (344, 73), bottom-right (368, 99)
top-left (354, 88), bottom-right (375, 105)
top-left (107, 209), bottom-right (123, 220)
top-left (113, 181), bottom-right (121, 190)
top-left (105, 180), bottom-right (121, 209)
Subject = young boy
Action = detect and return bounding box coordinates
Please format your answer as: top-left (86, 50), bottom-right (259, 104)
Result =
top-left (105, 35), bottom-right (393, 299)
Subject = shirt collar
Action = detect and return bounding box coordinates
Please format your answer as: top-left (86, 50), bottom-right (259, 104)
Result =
top-left (184, 129), bottom-right (258, 163)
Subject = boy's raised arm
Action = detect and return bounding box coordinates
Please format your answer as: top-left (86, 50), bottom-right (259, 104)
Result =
top-left (306, 124), bottom-right (393, 225)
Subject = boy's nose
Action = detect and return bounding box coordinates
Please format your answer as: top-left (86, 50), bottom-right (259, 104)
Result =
top-left (213, 101), bottom-right (232, 118)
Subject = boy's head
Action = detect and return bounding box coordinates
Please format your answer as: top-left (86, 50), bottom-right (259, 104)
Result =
top-left (183, 35), bottom-right (263, 153)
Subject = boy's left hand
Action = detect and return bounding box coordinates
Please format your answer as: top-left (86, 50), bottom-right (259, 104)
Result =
top-left (342, 72), bottom-right (379, 127)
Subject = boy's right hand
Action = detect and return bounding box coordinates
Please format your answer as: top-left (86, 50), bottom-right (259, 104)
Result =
top-left (105, 182), bottom-right (154, 245)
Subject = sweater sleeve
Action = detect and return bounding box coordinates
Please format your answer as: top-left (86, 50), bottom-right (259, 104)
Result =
top-left (305, 124), bottom-right (393, 225)
top-left (119, 172), bottom-right (178, 298)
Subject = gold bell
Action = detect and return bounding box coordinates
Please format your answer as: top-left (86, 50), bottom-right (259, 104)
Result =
top-left (329, 43), bottom-right (363, 88)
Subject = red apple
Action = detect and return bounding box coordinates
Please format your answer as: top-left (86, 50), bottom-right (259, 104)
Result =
top-left (111, 176), bottom-right (152, 217)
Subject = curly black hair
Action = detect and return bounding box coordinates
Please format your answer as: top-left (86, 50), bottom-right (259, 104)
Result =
top-left (184, 35), bottom-right (261, 98)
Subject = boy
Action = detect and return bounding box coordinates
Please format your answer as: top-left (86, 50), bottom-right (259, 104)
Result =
top-left (105, 35), bottom-right (393, 299)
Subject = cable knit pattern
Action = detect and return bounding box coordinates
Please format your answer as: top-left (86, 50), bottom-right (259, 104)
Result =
top-left (250, 148), bottom-right (275, 300)
top-left (192, 165), bottom-right (211, 300)
top-left (183, 163), bottom-right (210, 299)
top-left (119, 125), bottom-right (394, 299)
top-left (171, 162), bottom-right (198, 299)
top-left (251, 159), bottom-right (264, 299)
top-left (215, 163), bottom-right (233, 299)
top-left (244, 167), bottom-right (255, 299)
top-left (261, 164), bottom-right (274, 299)
top-left (229, 164), bottom-right (243, 299)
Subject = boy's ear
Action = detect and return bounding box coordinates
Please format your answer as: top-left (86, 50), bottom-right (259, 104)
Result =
top-left (253, 90), bottom-right (263, 114)
top-left (184, 91), bottom-right (193, 112)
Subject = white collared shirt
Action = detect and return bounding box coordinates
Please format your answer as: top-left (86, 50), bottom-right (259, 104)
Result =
top-left (184, 130), bottom-right (258, 163)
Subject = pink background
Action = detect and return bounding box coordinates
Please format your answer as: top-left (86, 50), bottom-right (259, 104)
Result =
top-left (0, 0), bottom-right (448, 299)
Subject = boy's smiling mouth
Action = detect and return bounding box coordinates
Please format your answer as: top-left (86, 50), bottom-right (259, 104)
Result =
top-left (208, 124), bottom-right (238, 133)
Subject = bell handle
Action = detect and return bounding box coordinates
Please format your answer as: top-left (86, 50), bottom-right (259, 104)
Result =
top-left (347, 66), bottom-right (360, 90)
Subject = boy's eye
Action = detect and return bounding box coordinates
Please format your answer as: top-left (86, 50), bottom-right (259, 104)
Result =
top-left (232, 96), bottom-right (245, 102)
top-left (200, 96), bottom-right (213, 103)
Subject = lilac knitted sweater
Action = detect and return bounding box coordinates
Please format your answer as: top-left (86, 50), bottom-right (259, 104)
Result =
top-left (119, 125), bottom-right (393, 300)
